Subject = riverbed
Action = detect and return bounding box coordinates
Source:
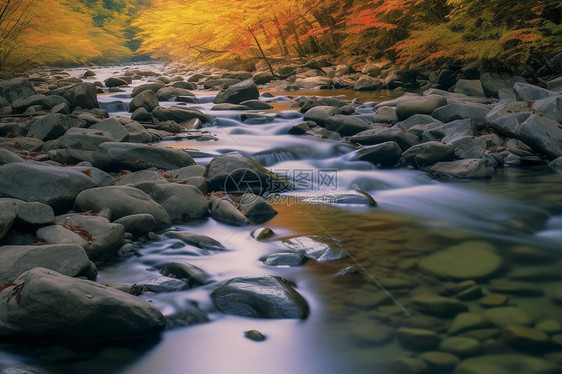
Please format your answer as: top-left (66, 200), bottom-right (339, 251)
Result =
top-left (1, 63), bottom-right (561, 374)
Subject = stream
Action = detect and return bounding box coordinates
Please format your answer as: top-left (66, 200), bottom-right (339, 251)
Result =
top-left (1, 63), bottom-right (561, 374)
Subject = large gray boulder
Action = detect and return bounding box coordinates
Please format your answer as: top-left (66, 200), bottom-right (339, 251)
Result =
top-left (150, 184), bottom-right (208, 221)
top-left (350, 128), bottom-right (420, 150)
top-left (11, 95), bottom-right (69, 114)
top-left (60, 215), bottom-right (125, 262)
top-left (0, 268), bottom-right (166, 340)
top-left (432, 103), bottom-right (491, 128)
top-left (0, 149), bottom-right (25, 165)
top-left (484, 101), bottom-right (533, 137)
top-left (37, 225), bottom-right (90, 250)
top-left (205, 151), bottom-right (290, 193)
top-left (480, 73), bottom-right (525, 98)
top-left (129, 90), bottom-right (159, 113)
top-left (518, 115), bottom-right (562, 159)
top-left (401, 142), bottom-right (457, 167)
top-left (0, 163), bottom-right (99, 211)
top-left (214, 79), bottom-right (259, 104)
top-left (422, 118), bottom-right (477, 143)
top-left (0, 244), bottom-right (94, 284)
top-left (0, 200), bottom-right (16, 241)
top-left (429, 159), bottom-right (492, 179)
top-left (392, 114), bottom-right (443, 137)
top-left (303, 106), bottom-right (339, 126)
top-left (325, 115), bottom-right (371, 135)
top-left (396, 95), bottom-right (447, 120)
top-left (0, 198), bottom-right (54, 225)
top-left (132, 83), bottom-right (165, 97)
top-left (350, 141), bottom-right (402, 168)
top-left (0, 79), bottom-right (36, 103)
top-left (282, 235), bottom-right (349, 262)
top-left (59, 128), bottom-right (113, 151)
top-left (63, 83), bottom-right (99, 110)
top-left (27, 113), bottom-right (85, 141)
top-left (151, 106), bottom-right (210, 123)
top-left (454, 79), bottom-right (485, 97)
top-left (74, 186), bottom-right (171, 229)
top-left (211, 276), bottom-right (309, 319)
top-left (90, 118), bottom-right (129, 142)
top-left (93, 142), bottom-right (194, 171)
top-left (513, 82), bottom-right (559, 101)
top-left (156, 86), bottom-right (195, 101)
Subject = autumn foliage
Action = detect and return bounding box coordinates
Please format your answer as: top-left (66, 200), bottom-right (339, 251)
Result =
top-left (1, 0), bottom-right (561, 72)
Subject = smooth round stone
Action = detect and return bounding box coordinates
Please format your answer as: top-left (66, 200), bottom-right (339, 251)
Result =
top-left (396, 327), bottom-right (441, 351)
top-left (536, 320), bottom-right (562, 335)
top-left (502, 325), bottom-right (551, 349)
top-left (419, 351), bottom-right (461, 370)
top-left (460, 329), bottom-right (500, 341)
top-left (418, 241), bottom-right (502, 281)
top-left (245, 330), bottom-right (266, 341)
top-left (251, 227), bottom-right (275, 241)
top-left (352, 323), bottom-right (395, 345)
top-left (392, 356), bottom-right (428, 374)
top-left (454, 354), bottom-right (560, 374)
top-left (448, 313), bottom-right (491, 335)
top-left (488, 280), bottom-right (544, 296)
top-left (438, 336), bottom-right (482, 357)
top-left (484, 307), bottom-right (532, 328)
top-left (409, 295), bottom-right (468, 317)
top-left (479, 294), bottom-right (508, 307)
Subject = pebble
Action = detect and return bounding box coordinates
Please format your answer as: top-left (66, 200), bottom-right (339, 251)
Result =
top-left (396, 327), bottom-right (441, 350)
top-left (535, 320), bottom-right (562, 335)
top-left (488, 280), bottom-right (544, 296)
top-left (391, 356), bottom-right (428, 374)
top-left (478, 294), bottom-right (508, 307)
top-left (501, 325), bottom-right (550, 350)
top-left (448, 313), bottom-right (491, 335)
top-left (409, 295), bottom-right (468, 317)
top-left (438, 336), bottom-right (482, 357)
top-left (419, 351), bottom-right (460, 370)
top-left (484, 307), bottom-right (532, 328)
top-left (460, 328), bottom-right (500, 341)
top-left (245, 330), bottom-right (266, 341)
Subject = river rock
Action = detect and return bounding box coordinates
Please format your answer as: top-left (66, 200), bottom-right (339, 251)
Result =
top-left (11, 94), bottom-right (69, 114)
top-left (150, 184), bottom-right (208, 221)
top-left (396, 327), bottom-right (441, 350)
top-left (129, 90), bottom-right (159, 113)
top-left (211, 276), bottom-right (309, 319)
top-left (432, 102), bottom-right (491, 128)
top-left (420, 351), bottom-right (461, 371)
top-left (90, 118), bottom-right (129, 142)
top-left (350, 141), bottom-right (402, 167)
top-left (238, 193), bottom-right (278, 223)
top-left (422, 118), bottom-right (477, 143)
top-left (59, 128), bottom-right (113, 151)
top-left (0, 149), bottom-right (24, 165)
top-left (372, 106), bottom-right (398, 124)
top-left (450, 136), bottom-right (487, 159)
top-left (396, 95), bottom-right (448, 120)
top-left (484, 101), bottom-right (533, 137)
top-left (454, 79), bottom-right (485, 97)
top-left (205, 151), bottom-right (290, 194)
top-left (113, 214), bottom-right (155, 236)
top-left (354, 76), bottom-right (383, 91)
top-left (60, 215), bottom-right (124, 262)
top-left (122, 120), bottom-right (152, 143)
top-left (294, 76), bottom-right (332, 89)
top-left (164, 231), bottom-right (224, 251)
top-left (104, 77), bottom-right (128, 88)
top-left (214, 79), bottom-right (259, 104)
top-left (409, 295), bottom-right (468, 317)
top-left (282, 235), bottom-right (349, 262)
top-left (280, 190), bottom-right (377, 206)
top-left (0, 201), bottom-right (16, 241)
top-left (61, 82), bottom-right (98, 110)
top-left (502, 325), bottom-right (550, 350)
top-left (157, 262), bottom-right (210, 287)
top-left (132, 276), bottom-right (190, 293)
top-left (449, 313), bottom-right (491, 335)
top-left (480, 73), bottom-right (525, 98)
top-left (513, 82), bottom-right (559, 101)
top-left (212, 103), bottom-right (249, 111)
top-left (27, 113), bottom-right (85, 141)
top-left (93, 142), bottom-right (193, 171)
top-left (116, 170), bottom-right (167, 189)
top-left (0, 244), bottom-right (94, 284)
top-left (484, 307), bottom-right (532, 328)
top-left (419, 241), bottom-right (502, 280)
top-left (300, 97), bottom-right (348, 112)
top-left (518, 115), bottom-right (562, 159)
top-left (0, 163), bottom-right (98, 211)
top-left (429, 159), bottom-right (492, 179)
top-left (454, 354), bottom-right (560, 374)
top-left (0, 267), bottom-right (165, 340)
top-left (210, 198), bottom-right (249, 226)
top-left (391, 356), bottom-right (428, 374)
top-left (252, 72), bottom-right (275, 85)
top-left (303, 106), bottom-right (340, 126)
top-left (488, 279), bottom-right (544, 296)
top-left (401, 141), bottom-right (456, 167)
top-left (351, 128), bottom-right (419, 150)
top-left (36, 224), bottom-right (90, 250)
top-left (261, 252), bottom-right (308, 266)
top-left (151, 106), bottom-right (210, 123)
top-left (240, 99), bottom-right (273, 110)
top-left (131, 107), bottom-right (153, 122)
top-left (74, 186), bottom-right (171, 229)
top-left (156, 86), bottom-right (194, 101)
top-left (324, 115), bottom-right (371, 135)
top-left (0, 79), bottom-right (36, 103)
top-left (0, 199), bottom-right (54, 226)
top-left (439, 337), bottom-right (482, 357)
top-left (132, 83), bottom-right (165, 97)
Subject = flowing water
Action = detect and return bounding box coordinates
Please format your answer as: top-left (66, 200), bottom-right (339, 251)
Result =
top-left (1, 63), bottom-right (561, 373)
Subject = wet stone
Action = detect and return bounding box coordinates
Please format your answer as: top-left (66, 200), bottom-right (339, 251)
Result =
top-left (351, 323), bottom-right (395, 345)
top-left (448, 313), bottom-right (491, 335)
top-left (251, 227), bottom-right (275, 241)
top-left (488, 280), bottom-right (544, 296)
top-left (409, 295), bottom-right (468, 317)
top-left (438, 336), bottom-right (482, 357)
top-left (460, 328), bottom-right (500, 341)
top-left (396, 327), bottom-right (441, 351)
top-left (479, 294), bottom-right (508, 308)
top-left (391, 356), bottom-right (428, 374)
top-left (454, 354), bottom-right (560, 374)
top-left (261, 252), bottom-right (308, 267)
top-left (132, 276), bottom-right (190, 294)
top-left (484, 307), bottom-right (532, 328)
top-left (535, 320), bottom-right (562, 335)
top-left (245, 330), bottom-right (266, 342)
top-left (419, 351), bottom-right (461, 371)
top-left (501, 325), bottom-right (551, 350)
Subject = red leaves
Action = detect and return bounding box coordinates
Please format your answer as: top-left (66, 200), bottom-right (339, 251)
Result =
top-left (0, 283), bottom-right (17, 292)
top-left (81, 169), bottom-right (92, 176)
